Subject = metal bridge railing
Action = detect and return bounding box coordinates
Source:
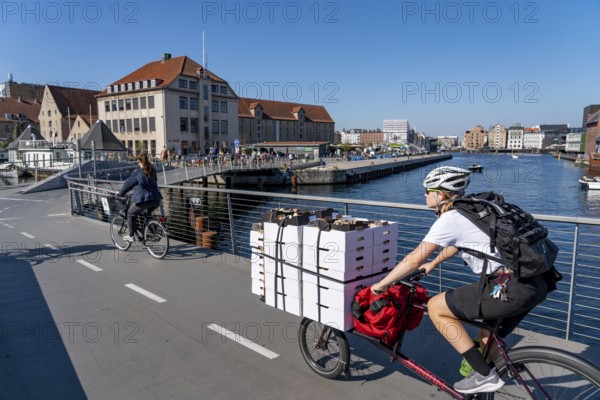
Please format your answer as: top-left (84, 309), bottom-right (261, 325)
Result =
top-left (66, 177), bottom-right (600, 345)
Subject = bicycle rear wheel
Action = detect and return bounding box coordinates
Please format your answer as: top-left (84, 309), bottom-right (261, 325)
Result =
top-left (144, 220), bottom-right (169, 259)
top-left (491, 346), bottom-right (600, 400)
top-left (110, 216), bottom-right (131, 250)
top-left (298, 317), bottom-right (350, 379)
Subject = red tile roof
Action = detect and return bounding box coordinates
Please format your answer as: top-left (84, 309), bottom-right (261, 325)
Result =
top-left (0, 97), bottom-right (41, 123)
top-left (239, 97), bottom-right (334, 123)
top-left (100, 55), bottom-right (225, 95)
top-left (47, 85), bottom-right (99, 117)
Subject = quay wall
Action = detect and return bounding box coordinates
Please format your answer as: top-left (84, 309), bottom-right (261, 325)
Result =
top-left (294, 154), bottom-right (452, 184)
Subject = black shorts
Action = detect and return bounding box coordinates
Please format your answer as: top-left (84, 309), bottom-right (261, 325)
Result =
top-left (446, 274), bottom-right (548, 338)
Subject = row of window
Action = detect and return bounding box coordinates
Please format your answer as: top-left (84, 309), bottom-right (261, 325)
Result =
top-left (178, 79), bottom-right (198, 90)
top-left (104, 96), bottom-right (155, 112)
top-left (212, 120), bottom-right (228, 134)
top-left (180, 118), bottom-right (199, 133)
top-left (179, 97), bottom-right (199, 110)
top-left (105, 118), bottom-right (156, 134)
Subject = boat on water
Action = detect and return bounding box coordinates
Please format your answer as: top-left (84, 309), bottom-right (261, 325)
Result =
top-left (578, 176), bottom-right (600, 190)
top-left (511, 154), bottom-right (519, 159)
top-left (467, 164), bottom-right (484, 172)
top-left (0, 163), bottom-right (25, 178)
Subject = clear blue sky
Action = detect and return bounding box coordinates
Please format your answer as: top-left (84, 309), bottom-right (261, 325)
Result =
top-left (2, 1), bottom-right (599, 137)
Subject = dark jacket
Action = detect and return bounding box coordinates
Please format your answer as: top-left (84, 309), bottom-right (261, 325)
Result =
top-left (118, 167), bottom-right (163, 204)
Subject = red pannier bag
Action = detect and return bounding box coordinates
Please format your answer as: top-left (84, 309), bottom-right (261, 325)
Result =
top-left (352, 284), bottom-right (428, 346)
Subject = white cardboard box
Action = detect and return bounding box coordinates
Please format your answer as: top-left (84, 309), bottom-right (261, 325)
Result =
top-left (264, 290), bottom-right (302, 316)
top-left (302, 300), bottom-right (353, 331)
top-left (302, 245), bottom-right (373, 271)
top-left (372, 222), bottom-right (398, 246)
top-left (303, 225), bottom-right (373, 253)
top-left (264, 222), bottom-right (303, 245)
top-left (263, 239), bottom-right (302, 266)
top-left (264, 271), bottom-right (302, 298)
top-left (302, 272), bottom-right (373, 311)
top-left (251, 277), bottom-right (265, 296)
top-left (373, 242), bottom-right (396, 265)
top-left (302, 262), bottom-right (371, 282)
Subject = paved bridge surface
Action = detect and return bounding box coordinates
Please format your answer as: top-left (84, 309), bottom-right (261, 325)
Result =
top-left (0, 185), bottom-right (597, 400)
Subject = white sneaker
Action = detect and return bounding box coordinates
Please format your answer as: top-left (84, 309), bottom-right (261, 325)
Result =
top-left (123, 234), bottom-right (134, 243)
top-left (454, 368), bottom-right (505, 394)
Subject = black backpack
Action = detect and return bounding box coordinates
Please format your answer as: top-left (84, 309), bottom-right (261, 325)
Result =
top-left (453, 192), bottom-right (561, 290)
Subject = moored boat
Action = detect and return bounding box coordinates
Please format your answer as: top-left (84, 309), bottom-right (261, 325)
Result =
top-left (579, 176), bottom-right (600, 190)
top-left (467, 164), bottom-right (484, 172)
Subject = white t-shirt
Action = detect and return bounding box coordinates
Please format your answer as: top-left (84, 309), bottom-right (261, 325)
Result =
top-left (422, 210), bottom-right (504, 274)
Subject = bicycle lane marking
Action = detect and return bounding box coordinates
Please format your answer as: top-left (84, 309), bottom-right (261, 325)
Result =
top-left (21, 232), bottom-right (35, 239)
top-left (124, 284), bottom-right (167, 303)
top-left (206, 323), bottom-right (280, 360)
top-left (76, 259), bottom-right (103, 272)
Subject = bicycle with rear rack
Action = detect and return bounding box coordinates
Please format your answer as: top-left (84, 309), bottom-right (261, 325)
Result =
top-left (109, 194), bottom-right (170, 259)
top-left (298, 269), bottom-right (600, 399)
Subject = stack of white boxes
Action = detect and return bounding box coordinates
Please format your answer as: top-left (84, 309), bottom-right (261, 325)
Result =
top-left (250, 213), bottom-right (398, 331)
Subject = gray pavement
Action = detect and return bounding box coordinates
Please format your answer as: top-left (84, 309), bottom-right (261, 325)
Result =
top-left (0, 187), bottom-right (597, 400)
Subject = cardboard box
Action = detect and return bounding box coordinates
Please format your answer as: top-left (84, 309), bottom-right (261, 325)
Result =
top-left (264, 271), bottom-right (302, 298)
top-left (251, 277), bottom-right (265, 296)
top-left (264, 290), bottom-right (302, 316)
top-left (264, 222), bottom-right (303, 245)
top-left (303, 225), bottom-right (373, 253)
top-left (302, 273), bottom-right (372, 311)
top-left (264, 239), bottom-right (302, 266)
top-left (373, 242), bottom-right (397, 265)
top-left (302, 262), bottom-right (371, 282)
top-left (302, 245), bottom-right (373, 270)
top-left (302, 300), bottom-right (353, 331)
top-left (372, 222), bottom-right (398, 245)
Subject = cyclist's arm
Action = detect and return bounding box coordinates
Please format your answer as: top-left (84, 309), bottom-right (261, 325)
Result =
top-left (372, 240), bottom-right (439, 292)
top-left (421, 246), bottom-right (459, 275)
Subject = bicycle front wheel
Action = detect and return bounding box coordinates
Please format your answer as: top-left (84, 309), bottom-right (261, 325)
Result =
top-left (298, 317), bottom-right (350, 379)
top-left (491, 346), bottom-right (600, 400)
top-left (110, 216), bottom-right (131, 251)
top-left (144, 220), bottom-right (169, 259)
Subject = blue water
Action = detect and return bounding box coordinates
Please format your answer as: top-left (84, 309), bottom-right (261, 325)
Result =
top-left (285, 153), bottom-right (600, 218)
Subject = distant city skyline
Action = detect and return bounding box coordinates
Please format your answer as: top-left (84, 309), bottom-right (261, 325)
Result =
top-left (2, 1), bottom-right (599, 137)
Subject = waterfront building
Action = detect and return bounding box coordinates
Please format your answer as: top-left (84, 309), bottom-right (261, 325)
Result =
top-left (487, 123), bottom-right (507, 149)
top-left (0, 97), bottom-right (41, 142)
top-left (359, 130), bottom-right (385, 147)
top-left (565, 128), bottom-right (586, 154)
top-left (38, 85), bottom-right (99, 142)
top-left (383, 119), bottom-right (410, 144)
top-left (340, 130), bottom-right (360, 145)
top-left (98, 54), bottom-right (238, 158)
top-left (538, 124), bottom-right (569, 148)
top-left (436, 136), bottom-right (458, 149)
top-left (68, 115), bottom-right (95, 142)
top-left (6, 125), bottom-right (72, 166)
top-left (522, 126), bottom-right (546, 151)
top-left (584, 109), bottom-right (600, 171)
top-left (0, 74), bottom-right (45, 101)
top-left (463, 125), bottom-right (487, 150)
top-left (507, 124), bottom-right (524, 150)
top-left (238, 97), bottom-right (334, 146)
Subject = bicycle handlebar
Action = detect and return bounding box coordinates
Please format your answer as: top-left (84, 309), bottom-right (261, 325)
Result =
top-left (392, 268), bottom-right (427, 288)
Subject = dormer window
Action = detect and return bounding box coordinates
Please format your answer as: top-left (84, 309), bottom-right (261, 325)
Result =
top-left (135, 82), bottom-right (140, 90)
top-left (150, 79), bottom-right (157, 87)
top-left (127, 83), bottom-right (133, 91)
top-left (113, 85), bottom-right (119, 93)
top-left (107, 86), bottom-right (113, 93)
top-left (143, 80), bottom-right (149, 89)
top-left (120, 84), bottom-right (126, 92)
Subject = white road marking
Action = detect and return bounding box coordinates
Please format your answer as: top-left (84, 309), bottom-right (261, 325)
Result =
top-left (76, 259), bottom-right (103, 272)
top-left (44, 243), bottom-right (59, 250)
top-left (3, 207), bottom-right (9, 210)
top-left (47, 213), bottom-right (70, 217)
top-left (0, 217), bottom-right (21, 221)
top-left (3, 224), bottom-right (14, 228)
top-left (207, 324), bottom-right (280, 360)
top-left (125, 284), bottom-right (167, 303)
top-left (0, 198), bottom-right (48, 202)
top-left (20, 232), bottom-right (35, 239)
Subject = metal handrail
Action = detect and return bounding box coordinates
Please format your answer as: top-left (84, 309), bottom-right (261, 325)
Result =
top-left (65, 177), bottom-right (600, 344)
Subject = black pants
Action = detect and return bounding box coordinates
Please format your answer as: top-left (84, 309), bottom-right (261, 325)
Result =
top-left (127, 201), bottom-right (160, 236)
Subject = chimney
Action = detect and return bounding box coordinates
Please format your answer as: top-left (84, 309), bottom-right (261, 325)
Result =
top-left (162, 53), bottom-right (171, 62)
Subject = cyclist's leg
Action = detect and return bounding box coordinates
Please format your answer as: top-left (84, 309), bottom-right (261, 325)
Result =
top-left (127, 203), bottom-right (145, 236)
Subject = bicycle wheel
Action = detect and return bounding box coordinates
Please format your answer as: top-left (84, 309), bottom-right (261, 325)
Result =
top-left (490, 346), bottom-right (600, 400)
top-left (144, 220), bottom-right (169, 259)
top-left (298, 317), bottom-right (350, 379)
top-left (110, 216), bottom-right (131, 251)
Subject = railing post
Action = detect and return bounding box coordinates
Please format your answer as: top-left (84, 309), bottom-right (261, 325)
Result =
top-left (565, 223), bottom-right (580, 341)
top-left (227, 193), bottom-right (237, 255)
top-left (162, 164), bottom-right (167, 185)
top-left (344, 203), bottom-right (349, 215)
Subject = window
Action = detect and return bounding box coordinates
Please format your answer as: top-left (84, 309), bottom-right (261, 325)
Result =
top-left (47, 110), bottom-right (51, 116)
top-left (189, 81), bottom-right (198, 90)
top-left (112, 120), bottom-right (118, 132)
top-left (179, 79), bottom-right (188, 89)
top-left (212, 100), bottom-right (218, 112)
top-left (212, 120), bottom-right (219, 134)
top-left (220, 86), bottom-right (227, 94)
top-left (203, 85), bottom-right (208, 100)
top-left (179, 96), bottom-right (188, 109)
top-left (190, 118), bottom-right (198, 133)
top-left (140, 97), bottom-right (147, 109)
top-left (211, 84), bottom-right (218, 93)
top-left (149, 117), bottom-right (156, 132)
top-left (148, 96), bottom-right (155, 109)
top-left (133, 98), bottom-right (139, 110)
top-left (190, 98), bottom-right (198, 110)
top-left (126, 119), bottom-right (132, 132)
top-left (141, 118), bottom-right (148, 133)
top-left (180, 118), bottom-right (188, 133)
top-left (220, 101), bottom-right (227, 113)
top-left (111, 100), bottom-right (117, 111)
top-left (204, 106), bottom-right (209, 121)
top-left (118, 99), bottom-right (124, 111)
top-left (119, 121), bottom-right (125, 133)
top-left (134, 118), bottom-right (140, 132)
top-left (125, 98), bottom-right (132, 110)
top-left (104, 101), bottom-right (110, 112)
top-left (220, 120), bottom-right (228, 134)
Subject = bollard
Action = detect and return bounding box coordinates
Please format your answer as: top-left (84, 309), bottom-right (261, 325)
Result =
top-left (195, 216), bottom-right (208, 246)
top-left (201, 231), bottom-right (217, 249)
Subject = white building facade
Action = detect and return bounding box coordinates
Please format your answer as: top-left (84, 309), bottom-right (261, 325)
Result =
top-left (383, 119), bottom-right (410, 144)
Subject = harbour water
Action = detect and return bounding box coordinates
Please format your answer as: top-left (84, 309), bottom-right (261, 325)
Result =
top-left (277, 153), bottom-right (600, 218)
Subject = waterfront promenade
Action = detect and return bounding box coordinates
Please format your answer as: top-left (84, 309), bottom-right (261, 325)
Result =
top-left (0, 185), bottom-right (598, 399)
